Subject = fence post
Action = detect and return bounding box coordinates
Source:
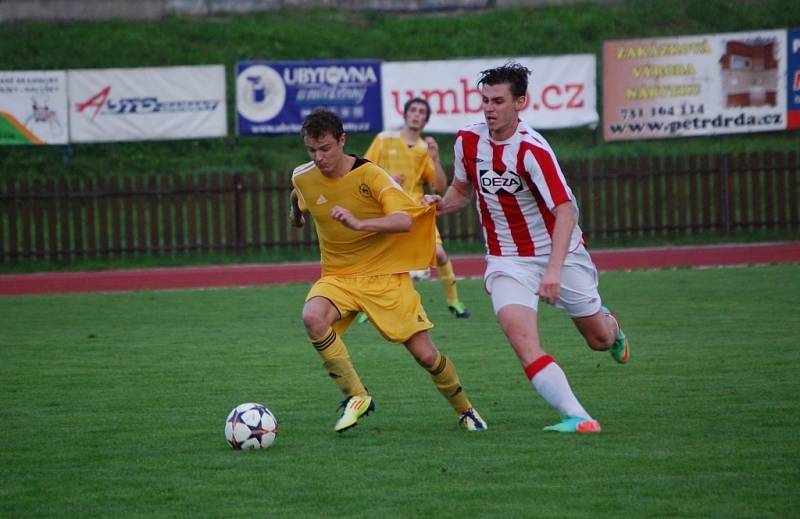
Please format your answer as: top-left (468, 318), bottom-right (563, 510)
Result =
top-left (160, 175), bottom-right (173, 255)
top-left (234, 172), bottom-right (246, 253)
top-left (58, 177), bottom-right (70, 262)
top-left (0, 179), bottom-right (6, 264)
top-left (45, 178), bottom-right (57, 263)
top-left (20, 179), bottom-right (32, 260)
top-left (33, 179), bottom-right (45, 261)
top-left (639, 156), bottom-right (651, 238)
top-left (721, 153), bottom-right (732, 235)
top-left (788, 151), bottom-right (798, 230)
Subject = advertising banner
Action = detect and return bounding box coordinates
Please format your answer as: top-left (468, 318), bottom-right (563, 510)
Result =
top-left (236, 60), bottom-right (382, 135)
top-left (603, 30), bottom-right (788, 141)
top-left (787, 29), bottom-right (800, 129)
top-left (68, 65), bottom-right (227, 143)
top-left (380, 55), bottom-right (598, 132)
top-left (0, 70), bottom-right (68, 145)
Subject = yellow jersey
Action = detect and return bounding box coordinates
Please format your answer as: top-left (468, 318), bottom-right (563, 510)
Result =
top-left (363, 131), bottom-right (437, 204)
top-left (292, 156), bottom-right (436, 277)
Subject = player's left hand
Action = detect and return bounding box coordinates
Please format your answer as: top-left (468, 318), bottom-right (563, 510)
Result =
top-left (330, 205), bottom-right (361, 230)
top-left (289, 207), bottom-right (305, 228)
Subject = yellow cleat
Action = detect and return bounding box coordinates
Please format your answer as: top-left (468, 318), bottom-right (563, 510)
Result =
top-left (334, 395), bottom-right (375, 432)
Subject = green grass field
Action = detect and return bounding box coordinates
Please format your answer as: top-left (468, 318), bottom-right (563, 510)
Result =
top-left (1, 265), bottom-right (799, 517)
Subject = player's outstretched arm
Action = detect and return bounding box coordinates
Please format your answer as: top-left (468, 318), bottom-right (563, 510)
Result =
top-left (330, 205), bottom-right (412, 233)
top-left (423, 179), bottom-right (473, 215)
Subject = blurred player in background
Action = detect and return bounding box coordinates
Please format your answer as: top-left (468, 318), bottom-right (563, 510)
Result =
top-left (290, 109), bottom-right (486, 434)
top-left (425, 63), bottom-right (629, 434)
top-left (364, 98), bottom-right (471, 319)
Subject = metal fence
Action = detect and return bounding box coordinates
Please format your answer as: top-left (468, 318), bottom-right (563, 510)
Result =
top-left (1, 150), bottom-right (797, 264)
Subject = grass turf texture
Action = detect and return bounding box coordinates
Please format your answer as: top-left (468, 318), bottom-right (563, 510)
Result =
top-left (1, 265), bottom-right (799, 517)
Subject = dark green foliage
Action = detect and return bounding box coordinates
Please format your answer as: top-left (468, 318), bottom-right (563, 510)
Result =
top-left (1, 1), bottom-right (799, 178)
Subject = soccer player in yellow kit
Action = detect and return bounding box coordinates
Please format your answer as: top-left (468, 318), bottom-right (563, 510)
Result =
top-left (364, 98), bottom-right (470, 318)
top-left (289, 109), bottom-right (486, 433)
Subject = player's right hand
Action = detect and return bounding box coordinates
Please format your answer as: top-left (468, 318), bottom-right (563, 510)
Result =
top-left (422, 194), bottom-right (442, 207)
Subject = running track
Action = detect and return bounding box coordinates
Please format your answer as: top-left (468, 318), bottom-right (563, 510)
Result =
top-left (1, 242), bottom-right (798, 296)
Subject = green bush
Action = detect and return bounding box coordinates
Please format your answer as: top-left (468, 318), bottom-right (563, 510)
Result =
top-left (1, 0), bottom-right (799, 179)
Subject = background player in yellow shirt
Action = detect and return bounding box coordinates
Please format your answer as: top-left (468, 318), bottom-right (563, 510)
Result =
top-left (364, 98), bottom-right (471, 319)
top-left (289, 109), bottom-right (486, 434)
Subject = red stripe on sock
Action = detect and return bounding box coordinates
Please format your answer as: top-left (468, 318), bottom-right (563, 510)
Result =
top-left (524, 354), bottom-right (555, 380)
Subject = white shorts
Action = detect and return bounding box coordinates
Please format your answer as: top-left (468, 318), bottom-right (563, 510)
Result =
top-left (484, 244), bottom-right (602, 318)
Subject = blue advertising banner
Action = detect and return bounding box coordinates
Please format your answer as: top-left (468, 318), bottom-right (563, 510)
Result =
top-left (236, 60), bottom-right (382, 135)
top-left (788, 28), bottom-right (800, 129)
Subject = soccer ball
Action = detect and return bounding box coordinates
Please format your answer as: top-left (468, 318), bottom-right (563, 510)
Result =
top-left (409, 268), bottom-right (431, 281)
top-left (224, 402), bottom-right (278, 450)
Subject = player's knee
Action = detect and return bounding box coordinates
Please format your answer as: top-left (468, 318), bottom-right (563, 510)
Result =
top-left (301, 310), bottom-right (328, 338)
top-left (435, 245), bottom-right (448, 265)
top-left (407, 335), bottom-right (438, 368)
top-left (413, 350), bottom-right (438, 369)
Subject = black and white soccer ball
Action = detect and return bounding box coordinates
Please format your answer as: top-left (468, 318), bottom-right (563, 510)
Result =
top-left (224, 402), bottom-right (278, 450)
top-left (409, 268), bottom-right (431, 281)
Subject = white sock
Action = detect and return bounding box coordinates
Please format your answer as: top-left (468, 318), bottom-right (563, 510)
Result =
top-left (526, 355), bottom-right (591, 419)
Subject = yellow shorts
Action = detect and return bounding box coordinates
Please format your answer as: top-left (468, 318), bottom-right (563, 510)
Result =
top-left (435, 225), bottom-right (443, 246)
top-left (306, 273), bottom-right (433, 343)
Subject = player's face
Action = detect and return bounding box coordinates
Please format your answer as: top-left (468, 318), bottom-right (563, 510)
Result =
top-left (304, 132), bottom-right (346, 176)
top-left (481, 83), bottom-right (526, 141)
top-left (404, 102), bottom-right (429, 132)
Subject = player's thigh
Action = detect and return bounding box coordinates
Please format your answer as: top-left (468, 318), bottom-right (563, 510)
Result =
top-left (487, 274), bottom-right (545, 364)
top-left (434, 226), bottom-right (444, 246)
top-left (306, 277), bottom-right (361, 334)
top-left (484, 256), bottom-right (543, 314)
top-left (434, 228), bottom-right (448, 264)
top-left (360, 274), bottom-right (433, 343)
top-left (554, 246), bottom-right (602, 318)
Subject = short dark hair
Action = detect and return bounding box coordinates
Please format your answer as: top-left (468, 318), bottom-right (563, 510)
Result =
top-left (403, 97), bottom-right (431, 123)
top-left (301, 109), bottom-right (344, 140)
top-left (477, 62), bottom-right (531, 98)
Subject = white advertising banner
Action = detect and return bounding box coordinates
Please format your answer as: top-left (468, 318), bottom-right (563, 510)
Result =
top-left (68, 65), bottom-right (227, 142)
top-left (381, 56), bottom-right (598, 132)
top-left (0, 70), bottom-right (68, 145)
top-left (603, 30), bottom-right (788, 141)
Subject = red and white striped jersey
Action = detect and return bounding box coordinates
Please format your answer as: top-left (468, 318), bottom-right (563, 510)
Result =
top-left (453, 120), bottom-right (583, 257)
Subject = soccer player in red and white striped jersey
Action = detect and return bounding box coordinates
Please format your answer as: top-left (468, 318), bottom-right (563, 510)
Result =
top-left (424, 63), bottom-right (630, 433)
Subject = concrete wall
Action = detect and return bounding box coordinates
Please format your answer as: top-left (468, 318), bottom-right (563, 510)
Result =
top-left (0, 0), bottom-right (620, 22)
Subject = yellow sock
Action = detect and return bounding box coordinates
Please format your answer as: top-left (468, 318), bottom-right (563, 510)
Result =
top-left (311, 328), bottom-right (367, 397)
top-left (437, 260), bottom-right (459, 305)
top-left (426, 352), bottom-right (471, 414)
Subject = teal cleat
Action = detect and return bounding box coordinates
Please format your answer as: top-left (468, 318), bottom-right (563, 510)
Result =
top-left (543, 415), bottom-right (601, 433)
top-left (602, 306), bottom-right (630, 364)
